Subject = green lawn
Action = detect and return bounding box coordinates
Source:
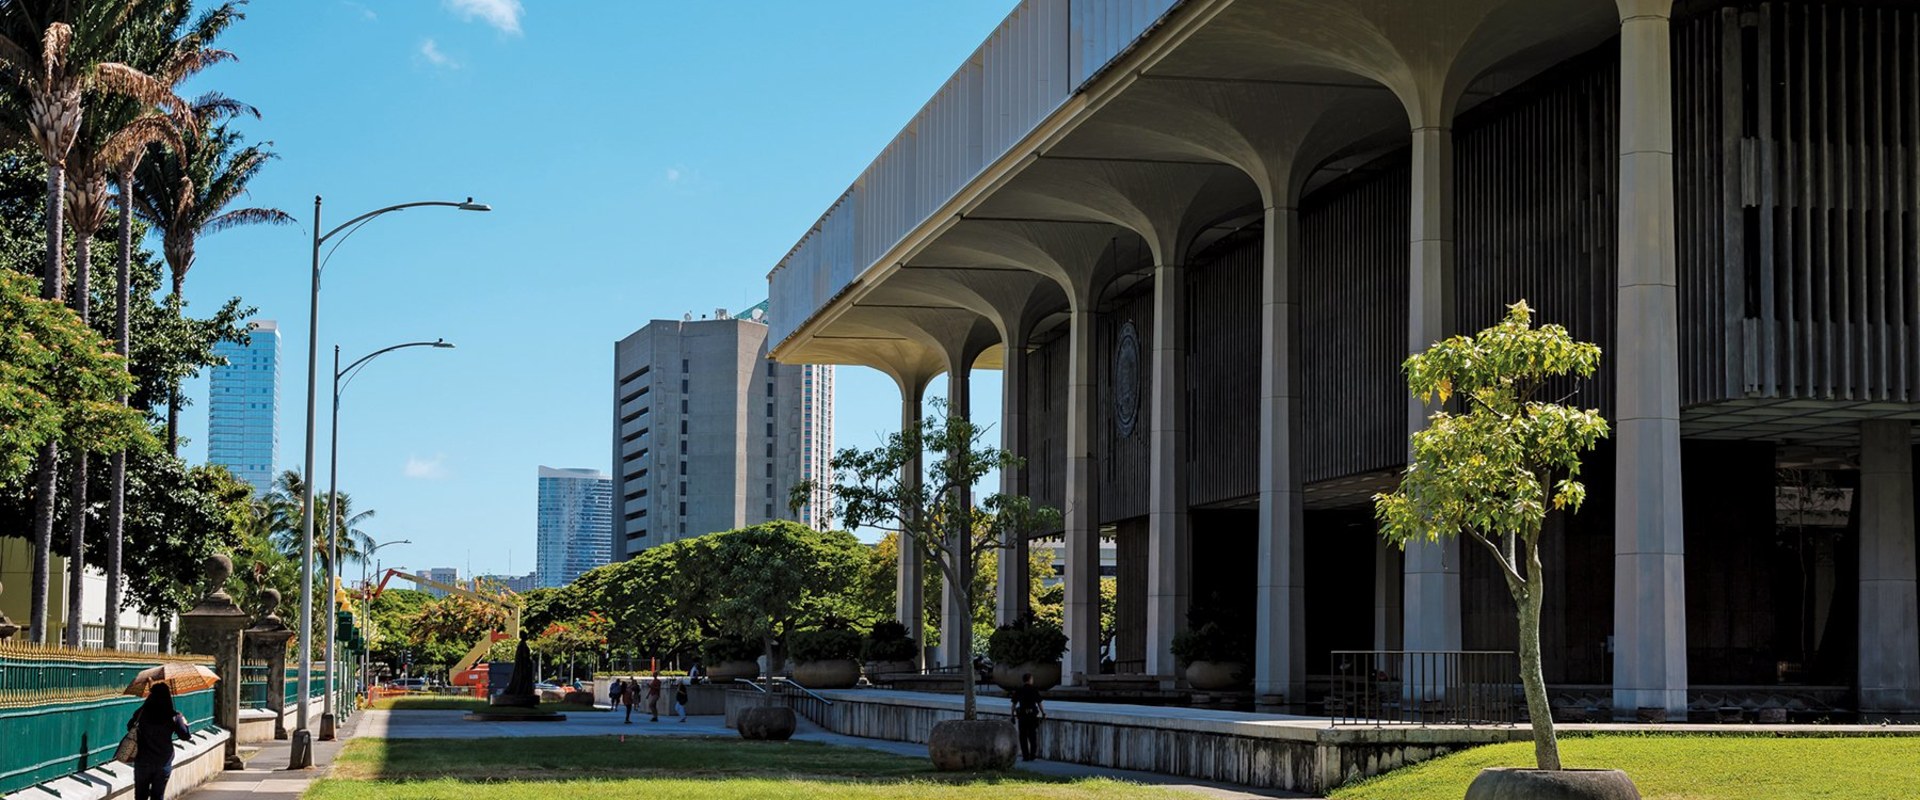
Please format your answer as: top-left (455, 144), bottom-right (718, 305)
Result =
top-left (366, 696), bottom-right (600, 713)
top-left (308, 736), bottom-right (1198, 800)
top-left (1329, 735), bottom-right (1920, 800)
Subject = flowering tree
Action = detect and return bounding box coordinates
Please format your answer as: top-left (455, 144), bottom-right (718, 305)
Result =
top-left (1374, 301), bottom-right (1609, 771)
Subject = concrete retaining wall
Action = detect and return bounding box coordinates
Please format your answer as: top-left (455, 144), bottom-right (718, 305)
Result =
top-left (236, 698), bottom-right (326, 744)
top-left (10, 727), bottom-right (231, 800)
top-left (781, 689), bottom-right (1508, 793)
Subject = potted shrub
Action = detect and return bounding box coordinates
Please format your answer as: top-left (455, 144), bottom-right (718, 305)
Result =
top-left (861, 620), bottom-right (919, 680)
top-left (987, 618), bottom-right (1067, 691)
top-left (1171, 622), bottom-right (1251, 690)
top-left (701, 635), bottom-right (762, 683)
top-left (787, 627), bottom-right (863, 689)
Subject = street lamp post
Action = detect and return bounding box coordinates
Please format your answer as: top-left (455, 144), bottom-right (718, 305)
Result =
top-left (359, 539), bottom-right (410, 707)
top-left (294, 196), bottom-right (488, 769)
top-left (321, 340), bottom-right (453, 741)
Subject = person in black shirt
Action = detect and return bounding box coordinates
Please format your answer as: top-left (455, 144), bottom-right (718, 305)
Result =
top-left (127, 682), bottom-right (193, 800)
top-left (1009, 673), bottom-right (1046, 761)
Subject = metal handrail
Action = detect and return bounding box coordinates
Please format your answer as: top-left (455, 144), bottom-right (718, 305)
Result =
top-left (733, 678), bottom-right (768, 693)
top-left (729, 676), bottom-right (834, 706)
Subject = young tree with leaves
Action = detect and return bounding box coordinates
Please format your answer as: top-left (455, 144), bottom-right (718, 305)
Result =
top-left (813, 401), bottom-right (1059, 721)
top-left (1373, 300), bottom-right (1609, 771)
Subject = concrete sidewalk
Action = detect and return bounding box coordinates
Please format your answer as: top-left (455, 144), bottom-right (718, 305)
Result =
top-left (181, 714), bottom-right (359, 800)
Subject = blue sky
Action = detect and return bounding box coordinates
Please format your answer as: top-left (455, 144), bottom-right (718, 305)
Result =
top-left (177, 0), bottom-right (1010, 577)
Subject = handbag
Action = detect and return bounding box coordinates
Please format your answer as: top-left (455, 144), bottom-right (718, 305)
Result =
top-left (114, 711), bottom-right (140, 764)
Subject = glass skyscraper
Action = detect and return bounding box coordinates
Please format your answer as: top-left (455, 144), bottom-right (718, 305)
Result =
top-left (535, 466), bottom-right (612, 588)
top-left (208, 320), bottom-right (279, 496)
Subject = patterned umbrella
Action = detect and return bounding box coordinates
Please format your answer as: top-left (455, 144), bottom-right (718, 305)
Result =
top-left (123, 662), bottom-right (220, 696)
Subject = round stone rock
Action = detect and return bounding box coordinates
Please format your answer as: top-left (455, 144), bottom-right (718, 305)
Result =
top-left (927, 719), bottom-right (1018, 772)
top-left (736, 706), bottom-right (796, 740)
top-left (1464, 768), bottom-right (1641, 800)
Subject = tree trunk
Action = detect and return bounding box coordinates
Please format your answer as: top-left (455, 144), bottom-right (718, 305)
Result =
top-left (106, 170), bottom-right (133, 650)
top-left (63, 232), bottom-right (92, 648)
top-left (166, 270), bottom-right (184, 455)
top-left (1515, 538), bottom-right (1560, 770)
top-left (29, 161), bottom-right (67, 644)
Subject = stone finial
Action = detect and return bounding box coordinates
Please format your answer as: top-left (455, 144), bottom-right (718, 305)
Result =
top-left (258, 587), bottom-right (282, 619)
top-left (203, 553), bottom-right (238, 603)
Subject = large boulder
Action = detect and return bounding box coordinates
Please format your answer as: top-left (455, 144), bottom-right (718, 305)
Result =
top-left (1465, 768), bottom-right (1641, 800)
top-left (927, 719), bottom-right (1018, 772)
top-left (736, 705), bottom-right (796, 740)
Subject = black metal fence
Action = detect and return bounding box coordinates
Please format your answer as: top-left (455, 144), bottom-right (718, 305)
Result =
top-left (1326, 650), bottom-right (1518, 727)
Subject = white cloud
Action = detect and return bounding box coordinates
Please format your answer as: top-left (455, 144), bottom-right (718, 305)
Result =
top-left (419, 38), bottom-right (457, 69)
top-left (404, 454), bottom-right (448, 479)
top-left (665, 167), bottom-right (681, 182)
top-left (444, 0), bottom-right (523, 35)
top-left (342, 1), bottom-right (376, 21)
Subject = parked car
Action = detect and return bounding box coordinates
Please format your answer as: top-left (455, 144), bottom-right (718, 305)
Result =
top-left (392, 677), bottom-right (429, 691)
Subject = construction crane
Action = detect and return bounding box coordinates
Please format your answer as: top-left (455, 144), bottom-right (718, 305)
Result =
top-left (371, 569), bottom-right (523, 677)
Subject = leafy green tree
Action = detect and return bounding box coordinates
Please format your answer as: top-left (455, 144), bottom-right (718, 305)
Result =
top-left (531, 613), bottom-right (611, 677)
top-left (1373, 300), bottom-right (1609, 771)
top-left (816, 401), bottom-right (1060, 721)
top-left (0, 269), bottom-right (148, 482)
top-left (696, 521), bottom-right (867, 676)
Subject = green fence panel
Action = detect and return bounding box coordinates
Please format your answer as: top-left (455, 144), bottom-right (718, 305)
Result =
top-left (0, 643), bottom-right (219, 796)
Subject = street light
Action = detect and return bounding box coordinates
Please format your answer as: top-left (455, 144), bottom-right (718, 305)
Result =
top-left (358, 538), bottom-right (410, 707)
top-left (321, 340), bottom-right (454, 741)
top-left (294, 197), bottom-right (488, 768)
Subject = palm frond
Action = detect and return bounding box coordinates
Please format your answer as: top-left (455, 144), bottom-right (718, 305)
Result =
top-left (90, 61), bottom-right (184, 115)
top-left (202, 206), bottom-right (292, 235)
top-left (40, 22), bottom-right (70, 84)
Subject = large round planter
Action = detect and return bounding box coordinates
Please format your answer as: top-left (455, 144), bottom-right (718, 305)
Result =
top-left (927, 719), bottom-right (1018, 772)
top-left (991, 661), bottom-right (1061, 691)
top-left (1464, 768), bottom-right (1641, 800)
top-left (791, 659), bottom-right (861, 689)
top-left (1184, 660), bottom-right (1248, 691)
top-left (736, 706), bottom-right (796, 741)
top-left (865, 660), bottom-right (917, 680)
top-left (706, 660), bottom-right (759, 684)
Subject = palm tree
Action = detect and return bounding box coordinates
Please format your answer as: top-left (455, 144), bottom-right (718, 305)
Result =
top-left (0, 0), bottom-right (184, 643)
top-left (265, 470), bottom-right (374, 579)
top-left (132, 114), bottom-right (292, 453)
top-left (96, 0), bottom-right (244, 649)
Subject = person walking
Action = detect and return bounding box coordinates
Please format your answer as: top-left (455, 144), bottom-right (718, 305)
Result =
top-left (621, 678), bottom-right (639, 724)
top-left (608, 676), bottom-right (624, 711)
top-left (1010, 672), bottom-right (1046, 762)
top-left (646, 677), bottom-right (662, 722)
top-left (126, 683), bottom-right (193, 800)
top-left (674, 680), bottom-right (689, 722)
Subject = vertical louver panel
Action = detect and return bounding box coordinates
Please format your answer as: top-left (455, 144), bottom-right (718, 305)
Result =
top-left (1302, 160), bottom-right (1412, 484)
top-left (1729, 0), bottom-right (1920, 402)
top-left (1185, 233), bottom-right (1262, 507)
top-left (1455, 48), bottom-right (1621, 418)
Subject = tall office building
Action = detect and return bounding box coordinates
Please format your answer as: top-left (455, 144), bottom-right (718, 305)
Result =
top-left (611, 302), bottom-right (834, 560)
top-left (208, 320), bottom-right (280, 496)
top-left (536, 466), bottom-right (612, 588)
top-left (413, 567), bottom-right (459, 598)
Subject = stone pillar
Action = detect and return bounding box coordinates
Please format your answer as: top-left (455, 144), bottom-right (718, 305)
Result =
top-left (896, 379), bottom-right (929, 670)
top-left (939, 364), bottom-right (972, 668)
top-left (1256, 206), bottom-right (1306, 703)
top-left (1403, 126), bottom-right (1462, 664)
top-left (996, 331), bottom-right (1031, 626)
top-left (177, 555), bottom-right (249, 769)
top-left (244, 588), bottom-right (295, 740)
top-left (1063, 300), bottom-right (1103, 684)
top-left (1612, 0), bottom-right (1689, 720)
top-left (1859, 421), bottom-right (1920, 714)
top-left (1146, 261), bottom-right (1189, 683)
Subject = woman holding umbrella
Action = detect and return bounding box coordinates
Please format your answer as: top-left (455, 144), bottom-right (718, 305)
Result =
top-left (126, 682), bottom-right (196, 800)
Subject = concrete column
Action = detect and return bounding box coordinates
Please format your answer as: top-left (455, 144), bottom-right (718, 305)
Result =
top-left (1403, 126), bottom-right (1462, 662)
top-left (896, 381), bottom-right (928, 669)
top-left (1611, 0), bottom-right (1689, 720)
top-left (1256, 206), bottom-right (1306, 703)
top-left (939, 365), bottom-right (972, 668)
top-left (996, 331), bottom-right (1031, 626)
top-left (1146, 261), bottom-right (1190, 682)
top-left (1859, 421), bottom-right (1920, 714)
top-left (1063, 300), bottom-right (1103, 684)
